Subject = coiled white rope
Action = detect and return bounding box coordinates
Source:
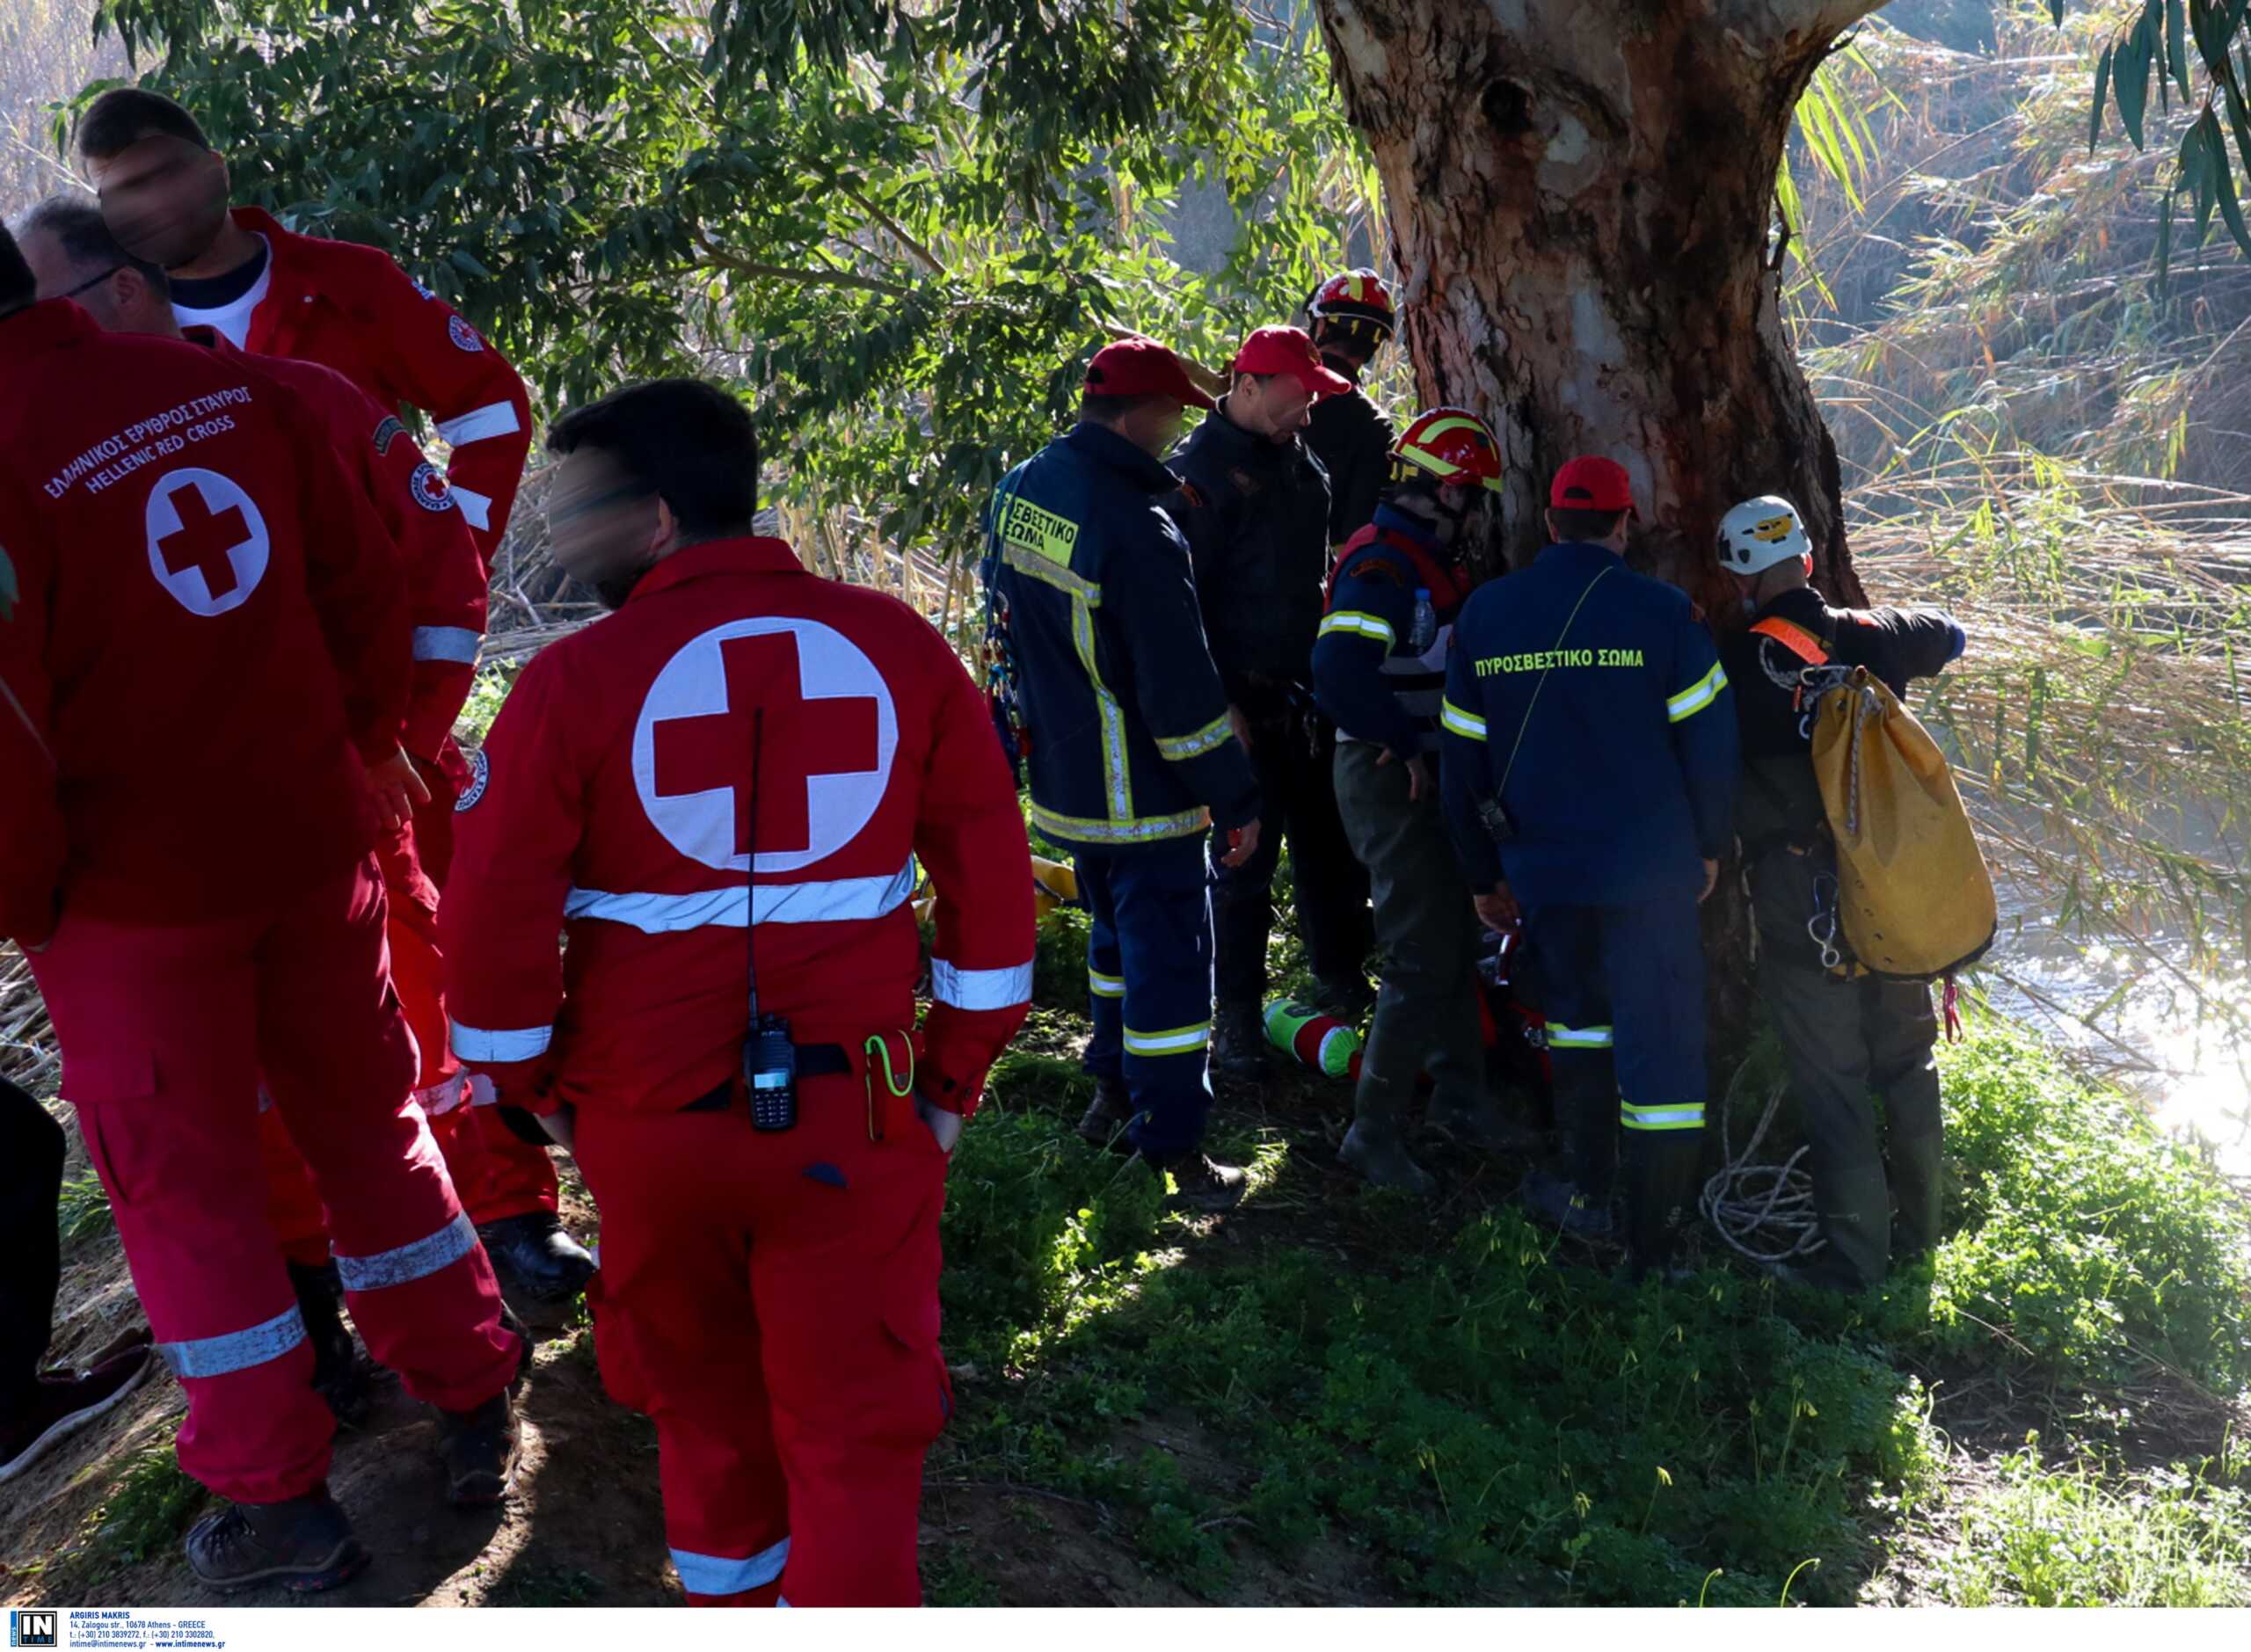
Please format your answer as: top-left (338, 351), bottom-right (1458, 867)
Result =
top-left (1699, 1058), bottom-right (1825, 1263)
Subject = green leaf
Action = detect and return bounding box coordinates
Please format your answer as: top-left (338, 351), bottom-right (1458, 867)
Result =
top-left (447, 249), bottom-right (493, 279)
top-left (2091, 44), bottom-right (2113, 150)
top-left (2169, 0), bottom-right (2193, 100)
top-left (2201, 106), bottom-right (2251, 255)
top-left (2116, 16), bottom-right (2157, 149)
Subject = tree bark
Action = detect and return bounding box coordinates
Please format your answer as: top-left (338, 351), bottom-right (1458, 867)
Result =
top-left (1313, 0), bottom-right (1890, 1064)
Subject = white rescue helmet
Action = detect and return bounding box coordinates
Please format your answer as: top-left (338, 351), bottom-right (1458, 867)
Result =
top-left (1716, 495), bottom-right (1812, 576)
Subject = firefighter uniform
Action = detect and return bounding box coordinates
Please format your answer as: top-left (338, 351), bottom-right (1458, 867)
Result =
top-left (1440, 506), bottom-right (1737, 1270)
top-left (1313, 506), bottom-right (1483, 1161)
top-left (442, 535), bottom-right (1036, 1605)
top-left (172, 207), bottom-right (562, 1234)
top-left (1723, 586), bottom-right (1965, 1289)
top-left (0, 302), bottom-right (518, 1505)
top-left (1163, 397), bottom-right (1370, 1030)
top-left (985, 420), bottom-right (1261, 1161)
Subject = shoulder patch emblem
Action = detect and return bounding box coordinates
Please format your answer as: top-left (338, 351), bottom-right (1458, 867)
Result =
top-left (447, 316), bottom-right (484, 353)
top-left (1358, 558), bottom-right (1410, 587)
top-left (410, 461), bottom-right (458, 513)
top-left (455, 746), bottom-right (490, 811)
top-left (1176, 480), bottom-right (1206, 510)
top-left (373, 415), bottom-right (406, 457)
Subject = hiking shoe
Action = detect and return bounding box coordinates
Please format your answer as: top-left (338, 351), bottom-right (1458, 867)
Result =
top-left (1146, 1152), bottom-right (1249, 1213)
top-left (1075, 1076), bottom-right (1133, 1150)
top-left (477, 1212), bottom-right (596, 1305)
top-left (438, 1388), bottom-right (522, 1507)
top-left (288, 1261), bottom-right (373, 1429)
top-left (185, 1489), bottom-right (368, 1593)
top-left (1427, 1095), bottom-right (1545, 1154)
top-left (1310, 973), bottom-right (1376, 1022)
top-left (1519, 1168), bottom-right (1615, 1240)
top-left (1338, 1123), bottom-right (1436, 1197)
top-left (0, 1345), bottom-right (157, 1485)
top-left (1211, 1004), bottom-right (1270, 1082)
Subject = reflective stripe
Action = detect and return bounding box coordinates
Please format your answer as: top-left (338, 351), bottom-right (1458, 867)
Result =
top-left (1318, 610), bottom-right (1397, 647)
top-left (1439, 697), bottom-right (1487, 740)
top-left (931, 958), bottom-right (1033, 1011)
top-left (158, 1305), bottom-right (307, 1379)
top-left (333, 1211), bottom-right (478, 1292)
top-left (435, 399), bottom-right (523, 448)
top-left (1029, 803), bottom-right (1208, 846)
top-left (670, 1538), bottom-right (790, 1597)
top-left (1123, 1021), bottom-right (1212, 1056)
top-left (412, 625), bottom-right (484, 664)
top-left (564, 858), bottom-right (917, 932)
top-left (413, 1074), bottom-right (472, 1116)
top-left (1070, 596), bottom-right (1133, 822)
top-left (1547, 1023), bottom-right (1614, 1050)
top-left (1088, 967), bottom-right (1126, 999)
top-left (450, 485), bottom-right (493, 530)
top-left (1001, 541), bottom-right (1101, 604)
top-left (1621, 1103), bottom-right (1707, 1132)
top-left (449, 1020), bottom-right (553, 1062)
top-left (1666, 661), bottom-right (1729, 723)
top-left (1154, 712), bottom-right (1233, 762)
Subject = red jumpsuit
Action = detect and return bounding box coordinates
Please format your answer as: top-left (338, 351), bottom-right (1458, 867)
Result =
top-left (0, 301), bottom-right (518, 1504)
top-left (186, 207), bottom-right (559, 1226)
top-left (442, 537), bottom-right (1035, 1605)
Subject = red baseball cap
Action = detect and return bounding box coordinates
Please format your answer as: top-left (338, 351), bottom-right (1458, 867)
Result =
top-left (1549, 455), bottom-right (1635, 513)
top-left (1084, 336), bottom-right (1216, 411)
top-left (1230, 325), bottom-right (1351, 400)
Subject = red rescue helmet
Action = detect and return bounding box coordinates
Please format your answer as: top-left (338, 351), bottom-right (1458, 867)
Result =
top-left (1391, 408), bottom-right (1505, 494)
top-left (1304, 268), bottom-right (1397, 341)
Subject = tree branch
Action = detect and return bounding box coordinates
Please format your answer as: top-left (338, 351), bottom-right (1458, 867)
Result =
top-left (1722, 0), bottom-right (1894, 47)
top-left (694, 235), bottom-right (914, 298)
top-left (832, 178), bottom-right (948, 277)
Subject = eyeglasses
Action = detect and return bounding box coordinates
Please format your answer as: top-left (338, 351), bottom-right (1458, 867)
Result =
top-left (58, 266), bottom-right (124, 300)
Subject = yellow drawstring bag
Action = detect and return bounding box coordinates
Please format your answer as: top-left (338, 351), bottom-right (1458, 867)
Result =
top-left (1807, 667), bottom-right (1996, 980)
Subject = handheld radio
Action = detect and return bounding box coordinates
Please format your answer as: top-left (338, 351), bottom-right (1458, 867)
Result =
top-left (740, 706), bottom-right (798, 1131)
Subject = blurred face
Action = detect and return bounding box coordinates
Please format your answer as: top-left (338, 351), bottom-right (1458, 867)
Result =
top-left (89, 135), bottom-right (230, 270)
top-left (1230, 372), bottom-right (1314, 443)
top-left (1115, 396), bottom-right (1188, 459)
top-left (546, 446), bottom-right (670, 610)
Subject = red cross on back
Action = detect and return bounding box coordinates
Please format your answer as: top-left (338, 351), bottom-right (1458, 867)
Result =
top-left (157, 484), bottom-right (252, 600)
top-left (651, 630), bottom-right (882, 856)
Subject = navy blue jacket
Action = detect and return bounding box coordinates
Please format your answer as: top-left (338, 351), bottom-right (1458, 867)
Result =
top-left (984, 421), bottom-right (1260, 855)
top-left (1311, 505), bottom-right (1466, 762)
top-left (1439, 541), bottom-right (1738, 906)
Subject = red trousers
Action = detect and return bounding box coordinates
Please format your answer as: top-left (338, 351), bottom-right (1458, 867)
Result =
top-left (573, 1064), bottom-right (952, 1607)
top-left (262, 761), bottom-right (556, 1263)
top-left (32, 857), bottom-right (521, 1503)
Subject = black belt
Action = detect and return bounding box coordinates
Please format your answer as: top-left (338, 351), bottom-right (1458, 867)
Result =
top-left (681, 1043), bottom-right (850, 1112)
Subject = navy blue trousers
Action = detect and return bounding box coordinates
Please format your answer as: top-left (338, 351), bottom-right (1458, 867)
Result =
top-left (1075, 837), bottom-right (1215, 1161)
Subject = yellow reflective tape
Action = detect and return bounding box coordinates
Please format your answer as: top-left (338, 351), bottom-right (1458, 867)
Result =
top-left (1439, 697), bottom-right (1488, 740)
top-left (1031, 803), bottom-right (1209, 845)
top-left (1666, 661), bottom-right (1729, 723)
top-left (1318, 610), bottom-right (1396, 646)
top-left (1123, 1021), bottom-right (1213, 1055)
top-left (1155, 712), bottom-right (1233, 762)
top-left (1002, 541), bottom-right (1100, 604)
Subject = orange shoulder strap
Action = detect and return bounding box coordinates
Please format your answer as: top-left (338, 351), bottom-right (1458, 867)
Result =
top-left (1750, 615), bottom-right (1831, 666)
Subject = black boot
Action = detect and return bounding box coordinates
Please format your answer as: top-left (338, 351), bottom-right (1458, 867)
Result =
top-left (185, 1488), bottom-right (368, 1593)
top-left (1075, 1076), bottom-right (1133, 1150)
top-left (288, 1261), bottom-right (372, 1429)
top-left (437, 1388), bottom-right (521, 1507)
top-left (477, 1212), bottom-right (595, 1305)
top-left (1310, 973), bottom-right (1376, 1022)
top-left (1211, 1003), bottom-right (1270, 1081)
top-left (1143, 1152), bottom-right (1249, 1212)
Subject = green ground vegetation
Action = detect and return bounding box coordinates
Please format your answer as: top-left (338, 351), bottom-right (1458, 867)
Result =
top-left (921, 903), bottom-right (2251, 1605)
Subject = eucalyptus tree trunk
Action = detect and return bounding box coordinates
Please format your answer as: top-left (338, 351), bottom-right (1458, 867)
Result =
top-left (1313, 0), bottom-right (1893, 1056)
